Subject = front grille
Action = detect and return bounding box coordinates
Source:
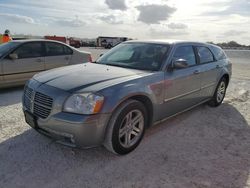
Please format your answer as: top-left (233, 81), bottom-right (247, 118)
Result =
top-left (23, 86), bottom-right (53, 119)
top-left (34, 92), bottom-right (53, 109)
top-left (23, 87), bottom-right (34, 112)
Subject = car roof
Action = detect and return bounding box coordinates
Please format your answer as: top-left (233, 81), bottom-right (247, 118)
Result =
top-left (9, 39), bottom-right (76, 49)
top-left (125, 39), bottom-right (211, 46)
top-left (10, 39), bottom-right (67, 44)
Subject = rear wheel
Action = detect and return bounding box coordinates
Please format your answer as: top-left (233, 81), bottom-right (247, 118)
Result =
top-left (208, 77), bottom-right (227, 107)
top-left (104, 100), bottom-right (147, 155)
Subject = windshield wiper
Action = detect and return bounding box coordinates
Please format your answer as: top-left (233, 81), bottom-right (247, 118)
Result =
top-left (94, 62), bottom-right (152, 71)
top-left (105, 63), bottom-right (130, 68)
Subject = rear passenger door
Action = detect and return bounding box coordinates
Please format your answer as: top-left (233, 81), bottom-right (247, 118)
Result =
top-left (195, 46), bottom-right (220, 100)
top-left (162, 45), bottom-right (202, 119)
top-left (44, 42), bottom-right (73, 70)
top-left (2, 42), bottom-right (45, 84)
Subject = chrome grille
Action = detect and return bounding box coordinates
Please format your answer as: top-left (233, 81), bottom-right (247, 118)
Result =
top-left (34, 92), bottom-right (53, 107)
top-left (23, 86), bottom-right (34, 112)
top-left (23, 87), bottom-right (53, 119)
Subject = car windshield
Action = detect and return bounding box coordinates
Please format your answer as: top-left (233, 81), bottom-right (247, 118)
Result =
top-left (96, 43), bottom-right (169, 71)
top-left (0, 42), bottom-right (19, 58)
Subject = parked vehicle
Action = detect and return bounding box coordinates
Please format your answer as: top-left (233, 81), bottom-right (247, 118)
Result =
top-left (22, 40), bottom-right (232, 155)
top-left (69, 38), bottom-right (81, 48)
top-left (44, 35), bottom-right (67, 43)
top-left (0, 39), bottom-right (91, 88)
top-left (97, 36), bottom-right (128, 49)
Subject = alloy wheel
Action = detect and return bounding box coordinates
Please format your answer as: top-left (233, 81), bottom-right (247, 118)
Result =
top-left (118, 110), bottom-right (144, 148)
top-left (217, 81), bottom-right (226, 103)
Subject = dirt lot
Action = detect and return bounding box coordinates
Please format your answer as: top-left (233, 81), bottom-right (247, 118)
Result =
top-left (0, 48), bottom-right (250, 188)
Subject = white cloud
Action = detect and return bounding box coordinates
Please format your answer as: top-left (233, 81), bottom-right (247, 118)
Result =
top-left (136, 4), bottom-right (176, 24)
top-left (105, 0), bottom-right (127, 10)
top-left (150, 28), bottom-right (189, 38)
top-left (0, 13), bottom-right (35, 24)
top-left (99, 15), bottom-right (123, 24)
top-left (202, 0), bottom-right (250, 16)
top-left (168, 23), bottom-right (188, 29)
top-left (222, 30), bottom-right (247, 36)
top-left (54, 18), bottom-right (86, 27)
top-left (0, 0), bottom-right (249, 44)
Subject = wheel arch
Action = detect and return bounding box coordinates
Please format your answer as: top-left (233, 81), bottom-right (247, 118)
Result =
top-left (129, 95), bottom-right (154, 128)
top-left (221, 73), bottom-right (230, 87)
top-left (103, 94), bottom-right (154, 153)
top-left (109, 93), bottom-right (154, 128)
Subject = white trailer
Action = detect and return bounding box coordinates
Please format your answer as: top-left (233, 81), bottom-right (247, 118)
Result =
top-left (97, 36), bottom-right (128, 48)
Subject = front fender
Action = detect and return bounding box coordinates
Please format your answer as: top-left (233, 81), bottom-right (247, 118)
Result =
top-left (99, 72), bottom-right (165, 114)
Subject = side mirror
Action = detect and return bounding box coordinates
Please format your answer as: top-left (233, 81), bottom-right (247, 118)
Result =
top-left (173, 59), bottom-right (188, 69)
top-left (9, 53), bottom-right (18, 60)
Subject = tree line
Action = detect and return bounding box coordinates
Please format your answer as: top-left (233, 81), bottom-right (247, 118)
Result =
top-left (208, 41), bottom-right (250, 49)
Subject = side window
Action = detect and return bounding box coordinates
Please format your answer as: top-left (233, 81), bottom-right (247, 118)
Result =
top-left (46, 42), bottom-right (65, 56)
top-left (197, 46), bottom-right (214, 64)
top-left (210, 46), bottom-right (227, 60)
top-left (14, 42), bottom-right (43, 59)
top-left (173, 46), bottom-right (196, 67)
top-left (64, 46), bottom-right (73, 55)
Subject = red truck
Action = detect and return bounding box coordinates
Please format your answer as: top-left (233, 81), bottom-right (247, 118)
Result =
top-left (44, 35), bottom-right (67, 43)
top-left (69, 38), bottom-right (81, 48)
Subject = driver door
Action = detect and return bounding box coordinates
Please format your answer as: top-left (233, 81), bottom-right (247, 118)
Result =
top-left (2, 42), bottom-right (45, 85)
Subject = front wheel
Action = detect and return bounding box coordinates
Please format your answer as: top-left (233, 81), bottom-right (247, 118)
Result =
top-left (208, 77), bottom-right (227, 107)
top-left (104, 100), bottom-right (147, 155)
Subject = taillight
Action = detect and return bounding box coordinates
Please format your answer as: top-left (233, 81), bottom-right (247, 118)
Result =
top-left (88, 54), bottom-right (92, 63)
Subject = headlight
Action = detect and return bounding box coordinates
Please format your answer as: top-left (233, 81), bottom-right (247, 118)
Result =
top-left (63, 93), bottom-right (104, 114)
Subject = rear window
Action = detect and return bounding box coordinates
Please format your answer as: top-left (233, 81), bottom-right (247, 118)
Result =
top-left (64, 46), bottom-right (73, 55)
top-left (210, 46), bottom-right (227, 60)
top-left (46, 42), bottom-right (71, 56)
top-left (197, 46), bottom-right (214, 64)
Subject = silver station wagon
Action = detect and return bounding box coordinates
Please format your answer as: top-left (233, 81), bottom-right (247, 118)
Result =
top-left (22, 40), bottom-right (232, 155)
top-left (0, 40), bottom-right (91, 88)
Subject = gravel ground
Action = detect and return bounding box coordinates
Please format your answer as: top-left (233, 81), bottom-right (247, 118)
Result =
top-left (0, 48), bottom-right (250, 188)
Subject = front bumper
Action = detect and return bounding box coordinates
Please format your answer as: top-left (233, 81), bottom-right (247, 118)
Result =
top-left (22, 79), bottom-right (111, 148)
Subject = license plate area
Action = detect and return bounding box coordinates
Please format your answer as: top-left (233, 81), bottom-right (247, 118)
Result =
top-left (24, 111), bottom-right (37, 128)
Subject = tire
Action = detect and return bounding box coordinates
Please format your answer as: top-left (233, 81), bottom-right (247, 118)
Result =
top-left (104, 100), bottom-right (147, 155)
top-left (107, 44), bottom-right (112, 49)
top-left (208, 77), bottom-right (227, 107)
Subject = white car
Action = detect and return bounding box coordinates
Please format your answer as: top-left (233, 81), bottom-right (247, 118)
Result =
top-left (0, 39), bottom-right (92, 88)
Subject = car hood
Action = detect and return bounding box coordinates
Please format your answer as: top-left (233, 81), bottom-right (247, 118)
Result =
top-left (33, 63), bottom-right (149, 92)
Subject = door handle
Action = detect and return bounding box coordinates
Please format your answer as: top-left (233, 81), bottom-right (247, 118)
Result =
top-left (216, 65), bottom-right (220, 69)
top-left (64, 56), bottom-right (69, 60)
top-left (193, 70), bottom-right (200, 74)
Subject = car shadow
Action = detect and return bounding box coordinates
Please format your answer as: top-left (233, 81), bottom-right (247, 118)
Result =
top-left (0, 103), bottom-right (249, 187)
top-left (0, 86), bottom-right (24, 106)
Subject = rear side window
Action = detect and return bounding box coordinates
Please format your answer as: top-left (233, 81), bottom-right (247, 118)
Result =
top-left (46, 42), bottom-right (68, 56)
top-left (197, 46), bottom-right (214, 64)
top-left (14, 42), bottom-right (43, 59)
top-left (64, 46), bottom-right (73, 55)
top-left (173, 46), bottom-right (196, 67)
top-left (210, 46), bottom-right (227, 60)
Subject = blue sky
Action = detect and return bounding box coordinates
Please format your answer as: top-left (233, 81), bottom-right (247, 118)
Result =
top-left (0, 0), bottom-right (249, 44)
